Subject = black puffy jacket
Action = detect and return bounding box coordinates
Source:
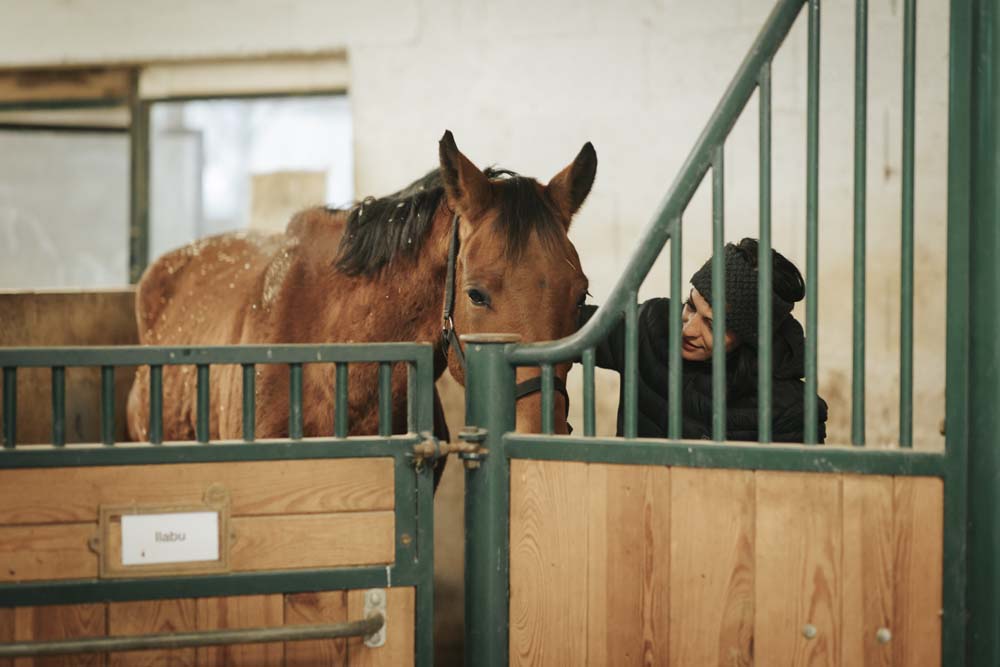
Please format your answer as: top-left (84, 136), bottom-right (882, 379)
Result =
top-left (580, 299), bottom-right (828, 442)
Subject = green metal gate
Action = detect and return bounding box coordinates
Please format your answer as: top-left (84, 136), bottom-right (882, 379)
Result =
top-left (0, 344), bottom-right (437, 665)
top-left (460, 0), bottom-right (998, 664)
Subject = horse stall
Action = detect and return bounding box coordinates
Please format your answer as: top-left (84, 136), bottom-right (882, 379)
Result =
top-left (0, 291), bottom-right (435, 665)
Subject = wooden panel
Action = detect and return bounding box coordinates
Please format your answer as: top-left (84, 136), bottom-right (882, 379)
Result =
top-left (0, 458), bottom-right (395, 525)
top-left (893, 477), bottom-right (943, 667)
top-left (13, 604), bottom-right (106, 667)
top-left (0, 608), bottom-right (13, 667)
top-left (755, 471), bottom-right (841, 666)
top-left (284, 592), bottom-right (348, 667)
top-left (669, 467), bottom-right (754, 667)
top-left (107, 599), bottom-right (197, 667)
top-left (842, 475), bottom-right (893, 667)
top-left (195, 595), bottom-right (283, 667)
top-left (0, 524), bottom-right (96, 582)
top-left (0, 290), bottom-right (136, 446)
top-left (231, 512), bottom-right (394, 571)
top-left (587, 464), bottom-right (669, 665)
top-left (509, 460), bottom-right (588, 666)
top-left (345, 588), bottom-right (414, 667)
top-left (0, 69), bottom-right (130, 104)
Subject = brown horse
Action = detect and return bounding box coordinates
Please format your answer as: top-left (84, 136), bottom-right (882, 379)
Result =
top-left (126, 131), bottom-right (595, 443)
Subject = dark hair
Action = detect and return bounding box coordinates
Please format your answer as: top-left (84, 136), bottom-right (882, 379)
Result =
top-left (333, 167), bottom-right (563, 276)
top-left (724, 238), bottom-right (805, 397)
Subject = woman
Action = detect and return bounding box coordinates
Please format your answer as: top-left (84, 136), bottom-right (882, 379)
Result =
top-left (580, 238), bottom-right (828, 442)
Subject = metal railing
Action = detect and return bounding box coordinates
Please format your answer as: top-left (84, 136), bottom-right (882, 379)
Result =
top-left (504, 0), bottom-right (920, 448)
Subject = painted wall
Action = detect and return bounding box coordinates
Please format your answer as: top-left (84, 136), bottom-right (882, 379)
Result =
top-left (2, 0), bottom-right (949, 449)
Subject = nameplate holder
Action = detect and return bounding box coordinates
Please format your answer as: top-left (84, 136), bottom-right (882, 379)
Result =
top-left (96, 486), bottom-right (231, 578)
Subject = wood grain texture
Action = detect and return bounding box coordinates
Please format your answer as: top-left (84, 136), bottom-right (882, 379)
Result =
top-left (195, 595), bottom-right (283, 667)
top-left (107, 599), bottom-right (197, 667)
top-left (284, 592), bottom-right (348, 667)
top-left (0, 69), bottom-right (130, 104)
top-left (0, 608), bottom-right (13, 667)
top-left (0, 458), bottom-right (394, 525)
top-left (509, 460), bottom-right (588, 666)
top-left (14, 604), bottom-right (106, 667)
top-left (842, 475), bottom-right (893, 667)
top-left (230, 511), bottom-right (394, 571)
top-left (755, 471), bottom-right (841, 667)
top-left (669, 467), bottom-right (754, 667)
top-left (0, 524), bottom-right (96, 582)
top-left (893, 476), bottom-right (943, 667)
top-left (346, 588), bottom-right (414, 667)
top-left (587, 464), bottom-right (669, 666)
top-left (0, 290), bottom-right (136, 446)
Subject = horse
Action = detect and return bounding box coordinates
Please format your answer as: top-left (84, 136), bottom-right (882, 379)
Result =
top-left (126, 131), bottom-right (596, 446)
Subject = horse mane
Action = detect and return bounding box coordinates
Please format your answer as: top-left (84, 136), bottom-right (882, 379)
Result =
top-left (333, 167), bottom-right (564, 277)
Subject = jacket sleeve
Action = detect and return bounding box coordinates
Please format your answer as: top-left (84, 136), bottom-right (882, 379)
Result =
top-left (578, 299), bottom-right (672, 373)
top-left (577, 304), bottom-right (626, 372)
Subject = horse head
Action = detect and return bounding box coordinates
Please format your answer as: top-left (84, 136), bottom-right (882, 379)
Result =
top-left (438, 131), bottom-right (596, 434)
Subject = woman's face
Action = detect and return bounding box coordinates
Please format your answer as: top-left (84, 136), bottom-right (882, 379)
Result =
top-left (681, 288), bottom-right (740, 361)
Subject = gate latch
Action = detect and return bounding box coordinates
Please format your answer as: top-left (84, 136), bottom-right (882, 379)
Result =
top-left (412, 426), bottom-right (489, 469)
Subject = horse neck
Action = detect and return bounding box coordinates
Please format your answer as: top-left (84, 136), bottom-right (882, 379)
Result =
top-left (317, 204), bottom-right (453, 347)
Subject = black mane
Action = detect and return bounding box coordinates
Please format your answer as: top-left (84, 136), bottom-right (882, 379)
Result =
top-left (333, 167), bottom-right (563, 277)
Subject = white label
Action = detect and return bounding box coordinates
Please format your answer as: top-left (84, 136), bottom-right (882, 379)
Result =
top-left (120, 511), bottom-right (220, 566)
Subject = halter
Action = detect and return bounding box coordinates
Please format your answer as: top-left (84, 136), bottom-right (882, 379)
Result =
top-left (440, 213), bottom-right (571, 416)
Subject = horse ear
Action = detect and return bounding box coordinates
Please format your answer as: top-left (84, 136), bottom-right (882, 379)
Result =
top-left (546, 142), bottom-right (597, 225)
top-left (439, 130), bottom-right (492, 221)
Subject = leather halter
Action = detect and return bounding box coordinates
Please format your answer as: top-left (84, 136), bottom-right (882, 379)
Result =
top-left (440, 213), bottom-right (571, 415)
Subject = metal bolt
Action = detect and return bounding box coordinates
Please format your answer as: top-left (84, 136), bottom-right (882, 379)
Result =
top-left (876, 627), bottom-right (892, 644)
top-left (802, 624), bottom-right (818, 640)
top-left (400, 533), bottom-right (412, 546)
top-left (367, 590), bottom-right (383, 606)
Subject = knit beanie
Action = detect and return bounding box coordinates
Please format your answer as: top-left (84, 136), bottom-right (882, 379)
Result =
top-left (688, 238), bottom-right (803, 347)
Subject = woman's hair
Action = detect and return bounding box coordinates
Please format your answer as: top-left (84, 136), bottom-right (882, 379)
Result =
top-left (725, 238), bottom-right (805, 397)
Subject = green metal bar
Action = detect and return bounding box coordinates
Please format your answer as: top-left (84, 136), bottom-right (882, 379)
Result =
top-left (2, 367), bottom-right (14, 448)
top-left (804, 0), bottom-right (821, 445)
top-left (335, 363), bottom-right (349, 438)
top-left (148, 365), bottom-right (162, 444)
top-left (128, 87), bottom-right (150, 284)
top-left (504, 434), bottom-right (947, 476)
top-left (101, 365), bottom-right (115, 445)
top-left (712, 146), bottom-right (727, 442)
top-left (853, 0), bottom-right (869, 446)
top-left (899, 0), bottom-right (916, 448)
top-left (0, 437), bottom-right (418, 469)
top-left (941, 0), bottom-right (971, 662)
top-left (759, 64), bottom-right (773, 444)
top-left (0, 343), bottom-right (431, 368)
top-left (506, 0), bottom-right (807, 368)
top-left (378, 362), bottom-right (392, 437)
top-left (541, 364), bottom-right (555, 435)
top-left (583, 348), bottom-right (596, 437)
top-left (0, 617), bottom-right (384, 659)
top-left (51, 366), bottom-right (65, 447)
top-left (242, 363), bottom-right (255, 442)
top-left (965, 0), bottom-right (999, 661)
top-left (669, 217), bottom-right (683, 440)
top-left (196, 364), bottom-right (210, 443)
top-left (289, 363), bottom-right (303, 440)
top-left (624, 293), bottom-right (639, 438)
top-left (464, 339), bottom-right (515, 667)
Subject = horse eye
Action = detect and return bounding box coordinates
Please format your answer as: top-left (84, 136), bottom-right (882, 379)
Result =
top-left (467, 289), bottom-right (490, 307)
top-left (576, 293), bottom-right (588, 309)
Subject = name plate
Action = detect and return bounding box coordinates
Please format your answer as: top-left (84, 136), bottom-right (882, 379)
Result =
top-left (121, 511), bottom-right (220, 565)
top-left (97, 489), bottom-right (231, 578)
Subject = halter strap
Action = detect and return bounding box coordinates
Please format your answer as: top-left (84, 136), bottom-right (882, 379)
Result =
top-left (439, 212), bottom-right (570, 419)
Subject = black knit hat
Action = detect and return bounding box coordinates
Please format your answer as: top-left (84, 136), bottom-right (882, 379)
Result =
top-left (689, 238), bottom-right (804, 347)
